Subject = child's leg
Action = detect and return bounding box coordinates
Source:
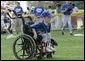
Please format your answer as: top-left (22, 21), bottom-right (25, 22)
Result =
top-left (42, 33), bottom-right (55, 52)
top-left (67, 16), bottom-right (73, 34)
top-left (5, 23), bottom-right (10, 34)
top-left (8, 22), bottom-right (13, 34)
top-left (61, 15), bottom-right (68, 34)
top-left (40, 34), bottom-right (48, 53)
top-left (5, 23), bottom-right (14, 38)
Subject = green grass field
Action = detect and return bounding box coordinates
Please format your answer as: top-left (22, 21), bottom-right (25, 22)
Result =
top-left (1, 29), bottom-right (84, 60)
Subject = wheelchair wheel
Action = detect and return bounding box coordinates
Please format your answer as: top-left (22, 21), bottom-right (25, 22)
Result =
top-left (13, 34), bottom-right (36, 60)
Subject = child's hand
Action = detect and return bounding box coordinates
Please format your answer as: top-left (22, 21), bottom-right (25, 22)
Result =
top-left (33, 34), bottom-right (37, 39)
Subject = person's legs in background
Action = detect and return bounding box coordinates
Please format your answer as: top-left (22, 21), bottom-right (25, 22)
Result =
top-left (67, 15), bottom-right (73, 35)
top-left (1, 15), bottom-right (6, 33)
top-left (14, 18), bottom-right (22, 34)
top-left (5, 22), bottom-right (14, 39)
top-left (61, 15), bottom-right (68, 35)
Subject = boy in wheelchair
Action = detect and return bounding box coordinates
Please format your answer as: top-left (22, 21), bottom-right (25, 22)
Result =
top-left (30, 11), bottom-right (57, 59)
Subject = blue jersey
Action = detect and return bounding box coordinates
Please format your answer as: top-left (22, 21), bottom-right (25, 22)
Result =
top-left (14, 6), bottom-right (23, 14)
top-left (2, 13), bottom-right (10, 23)
top-left (31, 20), bottom-right (51, 33)
top-left (61, 3), bottom-right (73, 15)
top-left (33, 6), bottom-right (44, 16)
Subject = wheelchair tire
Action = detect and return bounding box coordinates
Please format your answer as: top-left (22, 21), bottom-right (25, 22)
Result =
top-left (13, 34), bottom-right (36, 60)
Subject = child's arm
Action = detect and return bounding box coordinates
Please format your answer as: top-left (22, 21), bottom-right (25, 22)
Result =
top-left (60, 4), bottom-right (68, 13)
top-left (32, 28), bottom-right (37, 39)
top-left (31, 21), bottom-right (41, 39)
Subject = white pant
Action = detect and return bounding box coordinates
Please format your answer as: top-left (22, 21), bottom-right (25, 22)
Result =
top-left (62, 15), bottom-right (72, 33)
top-left (13, 18), bottom-right (22, 33)
top-left (4, 23), bottom-right (10, 29)
top-left (40, 33), bottom-right (51, 43)
top-left (40, 33), bottom-right (55, 52)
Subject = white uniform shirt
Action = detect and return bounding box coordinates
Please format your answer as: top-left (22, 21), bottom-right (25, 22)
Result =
top-left (72, 7), bottom-right (78, 13)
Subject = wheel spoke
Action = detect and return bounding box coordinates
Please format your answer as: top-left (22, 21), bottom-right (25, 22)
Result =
top-left (22, 49), bottom-right (25, 58)
top-left (16, 48), bottom-right (23, 53)
top-left (21, 38), bottom-right (24, 44)
top-left (13, 34), bottom-right (36, 60)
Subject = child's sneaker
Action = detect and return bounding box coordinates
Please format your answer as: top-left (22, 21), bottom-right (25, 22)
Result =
top-left (46, 45), bottom-right (55, 53)
top-left (6, 34), bottom-right (14, 39)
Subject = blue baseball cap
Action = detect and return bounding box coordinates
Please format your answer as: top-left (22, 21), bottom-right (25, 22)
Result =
top-left (41, 11), bottom-right (53, 17)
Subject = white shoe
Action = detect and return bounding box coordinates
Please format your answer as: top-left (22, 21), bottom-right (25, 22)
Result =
top-left (46, 47), bottom-right (53, 52)
top-left (6, 34), bottom-right (14, 39)
top-left (46, 45), bottom-right (55, 52)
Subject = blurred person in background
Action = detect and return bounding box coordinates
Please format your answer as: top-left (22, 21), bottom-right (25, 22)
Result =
top-left (13, 2), bottom-right (23, 34)
top-left (61, 1), bottom-right (73, 35)
top-left (71, 4), bottom-right (79, 28)
top-left (32, 1), bottom-right (44, 23)
top-left (1, 1), bottom-right (14, 38)
top-left (72, 4), bottom-right (78, 13)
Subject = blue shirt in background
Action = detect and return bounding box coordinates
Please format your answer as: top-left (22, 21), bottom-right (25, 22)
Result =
top-left (14, 6), bottom-right (23, 14)
top-left (61, 3), bottom-right (73, 15)
top-left (2, 13), bottom-right (10, 23)
top-left (33, 6), bottom-right (44, 16)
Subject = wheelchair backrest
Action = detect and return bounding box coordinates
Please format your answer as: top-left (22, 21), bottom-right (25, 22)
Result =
top-left (23, 21), bottom-right (34, 37)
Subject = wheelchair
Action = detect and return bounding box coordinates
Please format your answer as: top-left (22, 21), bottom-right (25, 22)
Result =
top-left (8, 8), bottom-right (57, 60)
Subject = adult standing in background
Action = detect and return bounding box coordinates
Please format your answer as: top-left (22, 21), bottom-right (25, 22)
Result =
top-left (1, 1), bottom-right (14, 38)
top-left (71, 4), bottom-right (79, 29)
top-left (13, 2), bottom-right (23, 34)
top-left (61, 1), bottom-right (73, 35)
